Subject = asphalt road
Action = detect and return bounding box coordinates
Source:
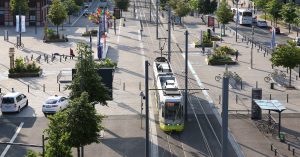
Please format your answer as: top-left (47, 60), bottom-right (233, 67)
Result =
top-left (227, 22), bottom-right (292, 49)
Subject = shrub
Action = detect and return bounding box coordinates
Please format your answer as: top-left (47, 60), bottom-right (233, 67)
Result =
top-left (9, 57), bottom-right (41, 73)
top-left (208, 52), bottom-right (234, 65)
top-left (214, 45), bottom-right (236, 55)
top-left (95, 58), bottom-right (117, 68)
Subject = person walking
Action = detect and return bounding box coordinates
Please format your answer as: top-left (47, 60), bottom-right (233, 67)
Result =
top-left (235, 50), bottom-right (239, 61)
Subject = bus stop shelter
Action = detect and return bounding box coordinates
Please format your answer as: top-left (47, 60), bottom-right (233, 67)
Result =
top-left (254, 99), bottom-right (286, 139)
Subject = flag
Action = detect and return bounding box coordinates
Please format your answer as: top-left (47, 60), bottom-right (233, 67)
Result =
top-left (270, 27), bottom-right (276, 49)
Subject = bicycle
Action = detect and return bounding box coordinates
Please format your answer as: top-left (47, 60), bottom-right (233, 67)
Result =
top-left (274, 69), bottom-right (286, 79)
top-left (14, 42), bottom-right (24, 49)
top-left (233, 72), bottom-right (242, 82)
top-left (215, 74), bottom-right (222, 81)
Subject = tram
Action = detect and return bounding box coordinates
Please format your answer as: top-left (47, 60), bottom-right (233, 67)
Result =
top-left (153, 57), bottom-right (184, 132)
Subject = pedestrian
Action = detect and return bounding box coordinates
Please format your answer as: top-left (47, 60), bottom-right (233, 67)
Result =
top-left (235, 50), bottom-right (239, 61)
top-left (202, 45), bottom-right (205, 54)
top-left (70, 48), bottom-right (74, 59)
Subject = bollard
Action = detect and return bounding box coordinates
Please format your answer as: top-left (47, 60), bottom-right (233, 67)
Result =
top-left (296, 76), bottom-right (298, 80)
top-left (12, 88), bottom-right (14, 92)
top-left (236, 95), bottom-right (238, 104)
top-left (59, 84), bottom-right (60, 92)
top-left (256, 81), bottom-right (258, 88)
top-left (123, 82), bottom-right (125, 91)
top-left (60, 56), bottom-right (61, 62)
top-left (288, 144), bottom-right (290, 151)
top-left (139, 82), bottom-right (141, 90)
top-left (240, 80), bottom-right (243, 90)
top-left (287, 94), bottom-right (289, 103)
top-left (270, 94), bottom-right (272, 100)
top-left (293, 149), bottom-right (295, 156)
top-left (0, 88), bottom-right (1, 93)
top-left (28, 84), bottom-right (29, 93)
top-left (275, 149), bottom-right (277, 156)
top-left (271, 144), bottom-right (273, 151)
top-left (264, 53), bottom-right (266, 57)
top-left (272, 64), bottom-right (274, 69)
top-left (65, 56), bottom-right (67, 61)
top-left (219, 95), bottom-right (221, 104)
top-left (31, 54), bottom-right (33, 61)
top-left (43, 84), bottom-right (45, 92)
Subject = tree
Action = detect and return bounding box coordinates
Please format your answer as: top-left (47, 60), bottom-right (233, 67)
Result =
top-left (115, 0), bottom-right (130, 12)
top-left (295, 6), bottom-right (300, 37)
top-left (266, 0), bottom-right (282, 26)
top-left (216, 0), bottom-right (233, 36)
top-left (9, 0), bottom-right (29, 15)
top-left (280, 2), bottom-right (296, 33)
top-left (74, 0), bottom-right (84, 6)
top-left (173, 0), bottom-right (191, 20)
top-left (65, 92), bottom-right (105, 157)
top-left (48, 0), bottom-right (67, 35)
top-left (198, 0), bottom-right (217, 15)
top-left (44, 112), bottom-right (72, 157)
top-left (270, 41), bottom-right (300, 87)
top-left (66, 43), bottom-right (110, 105)
top-left (25, 150), bottom-right (40, 157)
top-left (253, 0), bottom-right (269, 21)
top-left (189, 0), bottom-right (198, 13)
top-left (62, 0), bottom-right (80, 24)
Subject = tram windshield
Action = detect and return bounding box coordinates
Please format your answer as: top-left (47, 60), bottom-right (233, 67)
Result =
top-left (164, 102), bottom-right (182, 120)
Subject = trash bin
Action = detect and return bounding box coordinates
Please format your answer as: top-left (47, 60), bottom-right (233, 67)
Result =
top-left (270, 83), bottom-right (274, 89)
top-left (280, 132), bottom-right (286, 142)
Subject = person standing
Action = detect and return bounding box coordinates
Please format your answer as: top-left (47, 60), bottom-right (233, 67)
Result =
top-left (235, 50), bottom-right (239, 61)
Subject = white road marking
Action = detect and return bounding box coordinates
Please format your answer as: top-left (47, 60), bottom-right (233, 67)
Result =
top-left (0, 122), bottom-right (24, 157)
top-left (71, 13), bottom-right (83, 26)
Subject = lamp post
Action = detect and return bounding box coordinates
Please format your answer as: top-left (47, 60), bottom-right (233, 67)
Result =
top-left (19, 7), bottom-right (22, 46)
top-left (9, 48), bottom-right (15, 69)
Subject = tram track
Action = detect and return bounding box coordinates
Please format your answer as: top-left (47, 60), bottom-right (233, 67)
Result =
top-left (133, 0), bottom-right (224, 156)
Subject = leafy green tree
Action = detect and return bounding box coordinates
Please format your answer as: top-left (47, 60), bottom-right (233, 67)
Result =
top-left (9, 0), bottom-right (29, 15)
top-left (115, 0), bottom-right (130, 12)
top-left (66, 43), bottom-right (110, 105)
top-left (48, 0), bottom-right (67, 35)
top-left (253, 0), bottom-right (269, 21)
top-left (197, 0), bottom-right (217, 15)
top-left (173, 0), bottom-right (191, 20)
top-left (270, 41), bottom-right (300, 87)
top-left (159, 0), bottom-right (168, 10)
top-left (65, 92), bottom-right (105, 157)
top-left (74, 0), bottom-right (84, 6)
top-left (44, 112), bottom-right (72, 157)
top-left (295, 6), bottom-right (300, 37)
top-left (266, 0), bottom-right (282, 26)
top-left (216, 0), bottom-right (232, 36)
top-left (62, 0), bottom-right (80, 24)
top-left (25, 150), bottom-right (40, 157)
top-left (189, 0), bottom-right (198, 13)
top-left (280, 2), bottom-right (296, 33)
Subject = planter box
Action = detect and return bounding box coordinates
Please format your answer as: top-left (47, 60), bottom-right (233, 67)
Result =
top-left (43, 37), bottom-right (68, 43)
top-left (194, 42), bottom-right (213, 48)
top-left (208, 60), bottom-right (237, 65)
top-left (8, 70), bottom-right (43, 78)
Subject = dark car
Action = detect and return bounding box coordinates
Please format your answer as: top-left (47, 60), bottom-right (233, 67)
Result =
top-left (269, 27), bottom-right (280, 34)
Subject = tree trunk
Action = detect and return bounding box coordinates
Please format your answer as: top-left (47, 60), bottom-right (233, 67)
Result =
top-left (289, 68), bottom-right (292, 87)
top-left (288, 23), bottom-right (291, 33)
top-left (77, 147), bottom-right (80, 157)
top-left (81, 146), bottom-right (84, 157)
top-left (57, 25), bottom-right (59, 36)
top-left (264, 12), bottom-right (267, 21)
top-left (223, 24), bottom-right (225, 36)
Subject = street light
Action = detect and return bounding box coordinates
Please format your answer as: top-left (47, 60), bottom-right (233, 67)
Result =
top-left (9, 47), bottom-right (15, 69)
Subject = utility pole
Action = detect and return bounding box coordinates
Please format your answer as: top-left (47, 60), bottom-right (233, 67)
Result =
top-left (145, 61), bottom-right (149, 157)
top-left (251, 25), bottom-right (254, 69)
top-left (184, 30), bottom-right (188, 121)
top-left (168, 6), bottom-right (171, 62)
top-left (19, 6), bottom-right (22, 46)
top-left (222, 67), bottom-right (229, 157)
top-left (156, 0), bottom-right (158, 39)
top-left (235, 0), bottom-right (239, 42)
top-left (150, 0), bottom-right (152, 22)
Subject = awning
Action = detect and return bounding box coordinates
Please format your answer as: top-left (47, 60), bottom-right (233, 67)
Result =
top-left (254, 99), bottom-right (286, 112)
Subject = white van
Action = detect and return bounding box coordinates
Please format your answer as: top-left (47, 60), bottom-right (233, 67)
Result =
top-left (1, 92), bottom-right (28, 113)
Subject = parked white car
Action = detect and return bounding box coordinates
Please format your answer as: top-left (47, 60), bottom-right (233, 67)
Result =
top-left (42, 95), bottom-right (68, 116)
top-left (1, 92), bottom-right (28, 113)
top-left (294, 37), bottom-right (300, 46)
top-left (256, 20), bottom-right (268, 28)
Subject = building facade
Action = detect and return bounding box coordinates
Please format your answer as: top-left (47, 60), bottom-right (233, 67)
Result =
top-left (0, 0), bottom-right (50, 26)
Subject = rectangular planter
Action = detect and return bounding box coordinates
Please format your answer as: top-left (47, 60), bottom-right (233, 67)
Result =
top-left (8, 70), bottom-right (42, 78)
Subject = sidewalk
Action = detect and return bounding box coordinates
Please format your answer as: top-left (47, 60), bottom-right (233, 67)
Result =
top-left (170, 14), bottom-right (300, 156)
